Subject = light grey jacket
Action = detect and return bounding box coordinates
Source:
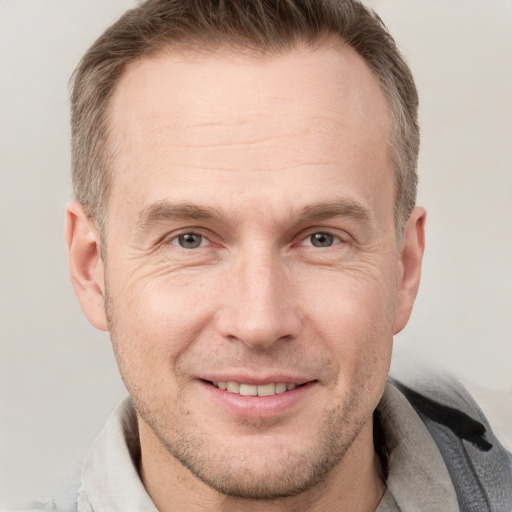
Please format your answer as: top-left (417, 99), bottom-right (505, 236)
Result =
top-left (7, 375), bottom-right (512, 512)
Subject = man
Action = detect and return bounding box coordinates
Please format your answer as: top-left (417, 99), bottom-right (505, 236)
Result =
top-left (17, 0), bottom-right (511, 510)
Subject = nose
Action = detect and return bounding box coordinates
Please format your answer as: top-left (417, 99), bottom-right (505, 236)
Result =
top-left (216, 248), bottom-right (302, 349)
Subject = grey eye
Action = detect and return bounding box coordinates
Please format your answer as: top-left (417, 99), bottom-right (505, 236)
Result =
top-left (176, 233), bottom-right (205, 249)
top-left (309, 232), bottom-right (335, 247)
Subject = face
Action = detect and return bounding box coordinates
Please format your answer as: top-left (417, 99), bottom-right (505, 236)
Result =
top-left (67, 43), bottom-right (424, 500)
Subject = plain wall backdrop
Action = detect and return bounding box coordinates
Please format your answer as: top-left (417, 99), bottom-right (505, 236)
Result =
top-left (1, 0), bottom-right (511, 506)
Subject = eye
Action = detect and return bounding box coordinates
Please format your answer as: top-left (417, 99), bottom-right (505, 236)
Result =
top-left (171, 233), bottom-right (208, 249)
top-left (304, 232), bottom-right (340, 248)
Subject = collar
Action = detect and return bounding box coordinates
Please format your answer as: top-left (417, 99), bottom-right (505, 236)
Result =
top-left (375, 383), bottom-right (459, 512)
top-left (77, 397), bottom-right (157, 512)
top-left (78, 383), bottom-right (458, 511)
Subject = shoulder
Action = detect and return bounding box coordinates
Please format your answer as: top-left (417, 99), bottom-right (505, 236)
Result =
top-left (389, 365), bottom-right (512, 512)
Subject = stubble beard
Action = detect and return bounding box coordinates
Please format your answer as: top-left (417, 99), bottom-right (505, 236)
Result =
top-left (104, 286), bottom-right (377, 501)
top-left (138, 389), bottom-right (370, 500)
top-left (125, 360), bottom-right (371, 499)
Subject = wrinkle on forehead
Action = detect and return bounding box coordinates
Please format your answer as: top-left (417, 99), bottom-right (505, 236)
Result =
top-left (107, 43), bottom-right (390, 168)
top-left (104, 41), bottom-right (395, 241)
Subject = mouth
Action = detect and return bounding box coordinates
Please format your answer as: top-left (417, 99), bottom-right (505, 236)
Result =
top-left (199, 378), bottom-right (316, 419)
top-left (208, 380), bottom-right (303, 396)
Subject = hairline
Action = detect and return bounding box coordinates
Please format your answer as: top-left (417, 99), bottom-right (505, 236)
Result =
top-left (96, 38), bottom-right (407, 247)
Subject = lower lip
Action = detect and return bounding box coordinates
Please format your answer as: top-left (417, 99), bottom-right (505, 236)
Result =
top-left (198, 380), bottom-right (316, 419)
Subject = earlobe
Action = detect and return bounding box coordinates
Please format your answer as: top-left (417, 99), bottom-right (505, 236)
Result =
top-left (393, 207), bottom-right (426, 334)
top-left (65, 201), bottom-right (108, 331)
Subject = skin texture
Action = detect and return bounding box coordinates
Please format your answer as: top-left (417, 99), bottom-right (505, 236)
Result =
top-left (66, 42), bottom-right (425, 512)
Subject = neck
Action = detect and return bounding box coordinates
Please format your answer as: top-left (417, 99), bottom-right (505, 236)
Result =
top-left (138, 418), bottom-right (385, 512)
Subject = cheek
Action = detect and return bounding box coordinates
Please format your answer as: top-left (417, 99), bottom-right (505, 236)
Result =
top-left (114, 263), bottom-right (217, 329)
top-left (300, 263), bottom-right (398, 334)
top-left (106, 270), bottom-right (219, 385)
top-left (296, 267), bottom-right (396, 382)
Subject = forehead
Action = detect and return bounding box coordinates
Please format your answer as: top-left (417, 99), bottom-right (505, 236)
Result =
top-left (106, 42), bottom-right (393, 227)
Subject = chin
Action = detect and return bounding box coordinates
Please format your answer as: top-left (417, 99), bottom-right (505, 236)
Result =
top-left (143, 399), bottom-right (369, 500)
top-left (170, 441), bottom-right (340, 500)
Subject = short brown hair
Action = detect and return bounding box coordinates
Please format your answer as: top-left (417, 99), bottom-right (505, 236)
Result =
top-left (71, 0), bottom-right (419, 235)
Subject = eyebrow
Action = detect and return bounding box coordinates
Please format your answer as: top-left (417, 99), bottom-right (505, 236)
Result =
top-left (136, 198), bottom-right (371, 232)
top-left (297, 201), bottom-right (371, 224)
top-left (136, 201), bottom-right (228, 231)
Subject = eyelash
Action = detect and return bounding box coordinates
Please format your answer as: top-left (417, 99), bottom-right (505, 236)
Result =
top-left (299, 232), bottom-right (343, 248)
top-left (167, 230), bottom-right (345, 250)
top-left (169, 232), bottom-right (209, 249)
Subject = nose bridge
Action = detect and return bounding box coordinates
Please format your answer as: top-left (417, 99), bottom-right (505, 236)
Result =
top-left (217, 243), bottom-right (299, 348)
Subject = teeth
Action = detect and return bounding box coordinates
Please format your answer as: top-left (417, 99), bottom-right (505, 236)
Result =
top-left (226, 382), bottom-right (240, 393)
top-left (214, 381), bottom-right (299, 396)
top-left (239, 384), bottom-right (258, 396)
top-left (275, 383), bottom-right (287, 394)
top-left (257, 383), bottom-right (276, 396)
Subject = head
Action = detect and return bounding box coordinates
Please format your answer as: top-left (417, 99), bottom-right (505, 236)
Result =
top-left (66, 0), bottom-right (425, 504)
top-left (71, 0), bottom-right (419, 237)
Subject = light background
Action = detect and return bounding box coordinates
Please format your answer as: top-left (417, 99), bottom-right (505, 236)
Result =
top-left (1, 0), bottom-right (511, 506)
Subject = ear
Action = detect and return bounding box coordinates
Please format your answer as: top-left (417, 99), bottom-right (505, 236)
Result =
top-left (65, 201), bottom-right (108, 331)
top-left (393, 207), bottom-right (426, 334)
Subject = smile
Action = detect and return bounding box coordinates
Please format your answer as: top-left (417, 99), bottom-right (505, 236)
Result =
top-left (201, 379), bottom-right (315, 419)
top-left (211, 381), bottom-right (298, 396)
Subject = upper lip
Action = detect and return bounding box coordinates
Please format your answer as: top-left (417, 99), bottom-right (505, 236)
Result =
top-left (199, 374), bottom-right (314, 386)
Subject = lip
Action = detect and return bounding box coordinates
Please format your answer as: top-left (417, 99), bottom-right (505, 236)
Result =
top-left (200, 374), bottom-right (313, 386)
top-left (197, 378), bottom-right (317, 419)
